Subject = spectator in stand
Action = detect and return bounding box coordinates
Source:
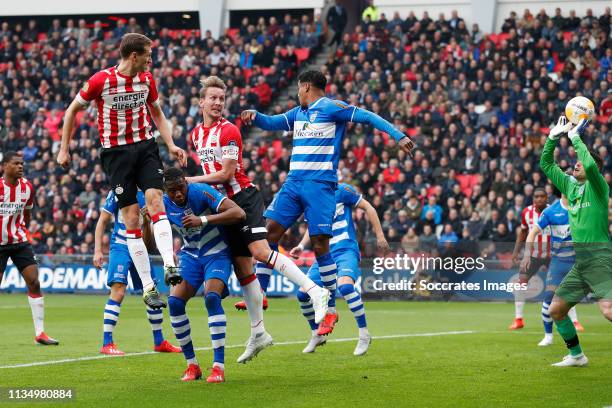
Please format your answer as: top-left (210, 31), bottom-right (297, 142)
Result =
top-left (327, 1), bottom-right (348, 48)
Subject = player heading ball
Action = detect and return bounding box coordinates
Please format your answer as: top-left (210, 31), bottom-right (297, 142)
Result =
top-left (58, 33), bottom-right (188, 309)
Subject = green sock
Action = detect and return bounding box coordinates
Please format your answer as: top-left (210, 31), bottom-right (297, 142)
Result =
top-left (555, 316), bottom-right (583, 356)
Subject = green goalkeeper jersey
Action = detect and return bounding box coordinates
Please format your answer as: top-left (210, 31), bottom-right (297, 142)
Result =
top-left (540, 137), bottom-right (610, 244)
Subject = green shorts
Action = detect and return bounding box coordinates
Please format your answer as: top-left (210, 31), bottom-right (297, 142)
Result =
top-left (555, 251), bottom-right (612, 303)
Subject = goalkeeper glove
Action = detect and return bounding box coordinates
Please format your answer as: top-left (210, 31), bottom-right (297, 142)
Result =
top-left (548, 116), bottom-right (572, 141)
top-left (567, 118), bottom-right (590, 143)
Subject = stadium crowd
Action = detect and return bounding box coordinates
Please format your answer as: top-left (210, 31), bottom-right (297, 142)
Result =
top-left (0, 8), bottom-right (611, 262)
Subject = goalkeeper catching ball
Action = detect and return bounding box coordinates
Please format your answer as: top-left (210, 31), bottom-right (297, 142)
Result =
top-left (540, 116), bottom-right (612, 367)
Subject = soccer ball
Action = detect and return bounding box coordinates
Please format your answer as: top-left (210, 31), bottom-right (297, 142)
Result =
top-left (564, 96), bottom-right (595, 124)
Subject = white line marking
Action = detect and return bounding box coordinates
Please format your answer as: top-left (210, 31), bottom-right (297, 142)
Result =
top-left (0, 331), bottom-right (475, 369)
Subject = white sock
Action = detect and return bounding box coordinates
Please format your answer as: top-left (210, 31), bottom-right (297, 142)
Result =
top-left (268, 251), bottom-right (316, 289)
top-left (543, 333), bottom-right (553, 339)
top-left (126, 233), bottom-right (155, 291)
top-left (359, 327), bottom-right (370, 337)
top-left (241, 278), bottom-right (265, 336)
top-left (568, 306), bottom-right (578, 322)
top-left (28, 295), bottom-right (44, 336)
top-left (328, 306), bottom-right (336, 314)
top-left (515, 301), bottom-right (525, 319)
top-left (213, 362), bottom-right (225, 370)
top-left (151, 214), bottom-right (176, 267)
top-left (311, 329), bottom-right (319, 337)
top-left (187, 357), bottom-right (198, 366)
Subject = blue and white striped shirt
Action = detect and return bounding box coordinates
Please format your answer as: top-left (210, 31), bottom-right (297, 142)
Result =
top-left (253, 97), bottom-right (405, 183)
top-left (102, 190), bottom-right (146, 246)
top-left (537, 199), bottom-right (575, 259)
top-left (330, 184), bottom-right (362, 257)
top-left (163, 183), bottom-right (230, 259)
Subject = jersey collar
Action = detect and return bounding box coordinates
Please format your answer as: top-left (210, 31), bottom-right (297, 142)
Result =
top-left (307, 96), bottom-right (325, 110)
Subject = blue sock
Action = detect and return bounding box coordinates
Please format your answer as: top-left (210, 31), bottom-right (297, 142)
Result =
top-left (146, 307), bottom-right (164, 346)
top-left (542, 291), bottom-right (554, 335)
top-left (297, 291), bottom-right (319, 331)
top-left (316, 253), bottom-right (337, 309)
top-left (103, 298), bottom-right (121, 346)
top-left (205, 292), bottom-right (226, 369)
top-left (168, 296), bottom-right (196, 365)
top-left (256, 242), bottom-right (277, 292)
top-left (339, 284), bottom-right (367, 329)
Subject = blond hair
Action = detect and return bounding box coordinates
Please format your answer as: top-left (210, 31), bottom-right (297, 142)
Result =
top-left (199, 76), bottom-right (227, 98)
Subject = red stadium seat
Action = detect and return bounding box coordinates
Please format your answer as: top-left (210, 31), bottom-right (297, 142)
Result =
top-left (37, 33), bottom-right (47, 41)
top-left (261, 67), bottom-right (271, 76)
top-left (295, 48), bottom-right (310, 65)
top-left (562, 31), bottom-right (573, 41)
top-left (226, 28), bottom-right (239, 42)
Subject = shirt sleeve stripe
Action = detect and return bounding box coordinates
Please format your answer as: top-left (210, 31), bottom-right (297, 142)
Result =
top-left (350, 106), bottom-right (357, 122)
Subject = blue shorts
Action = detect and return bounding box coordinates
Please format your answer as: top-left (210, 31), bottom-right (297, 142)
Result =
top-left (264, 179), bottom-right (336, 236)
top-left (106, 244), bottom-right (155, 290)
top-left (308, 249), bottom-right (361, 284)
top-left (546, 257), bottom-right (575, 288)
top-left (179, 252), bottom-right (232, 294)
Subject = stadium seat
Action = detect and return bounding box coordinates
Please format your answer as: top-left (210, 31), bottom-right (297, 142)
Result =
top-left (295, 48), bottom-right (310, 65)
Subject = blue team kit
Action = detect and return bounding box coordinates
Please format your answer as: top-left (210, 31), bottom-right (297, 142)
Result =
top-left (537, 199), bottom-right (576, 287)
top-left (102, 190), bottom-right (154, 290)
top-left (162, 183), bottom-right (232, 294)
top-left (256, 97), bottom-right (404, 238)
top-left (308, 184), bottom-right (363, 284)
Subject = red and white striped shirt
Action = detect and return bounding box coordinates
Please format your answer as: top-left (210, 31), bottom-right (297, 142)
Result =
top-left (521, 204), bottom-right (551, 259)
top-left (0, 177), bottom-right (34, 246)
top-left (190, 118), bottom-right (253, 198)
top-left (75, 66), bottom-right (159, 148)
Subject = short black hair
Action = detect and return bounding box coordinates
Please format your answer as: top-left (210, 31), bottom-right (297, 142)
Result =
top-left (2, 151), bottom-right (22, 164)
top-left (588, 148), bottom-right (604, 172)
top-left (533, 187), bottom-right (546, 195)
top-left (163, 167), bottom-right (184, 186)
top-left (298, 70), bottom-right (327, 90)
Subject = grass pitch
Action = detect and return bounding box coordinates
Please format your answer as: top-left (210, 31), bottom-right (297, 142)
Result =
top-left (0, 294), bottom-right (610, 407)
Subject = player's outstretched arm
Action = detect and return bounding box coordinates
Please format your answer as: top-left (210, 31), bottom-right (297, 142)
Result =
top-left (58, 99), bottom-right (87, 169)
top-left (148, 103), bottom-right (187, 167)
top-left (349, 108), bottom-right (415, 156)
top-left (93, 210), bottom-right (113, 268)
top-left (568, 119), bottom-right (608, 195)
top-left (540, 116), bottom-right (573, 196)
top-left (290, 229), bottom-right (311, 259)
top-left (357, 198), bottom-right (390, 253)
top-left (240, 109), bottom-right (296, 131)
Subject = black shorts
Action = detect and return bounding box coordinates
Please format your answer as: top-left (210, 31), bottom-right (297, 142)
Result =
top-left (100, 138), bottom-right (164, 209)
top-left (0, 243), bottom-right (37, 274)
top-left (226, 187), bottom-right (267, 257)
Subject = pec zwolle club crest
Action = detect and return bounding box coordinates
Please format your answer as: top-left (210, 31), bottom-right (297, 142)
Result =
top-left (309, 112), bottom-right (317, 122)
